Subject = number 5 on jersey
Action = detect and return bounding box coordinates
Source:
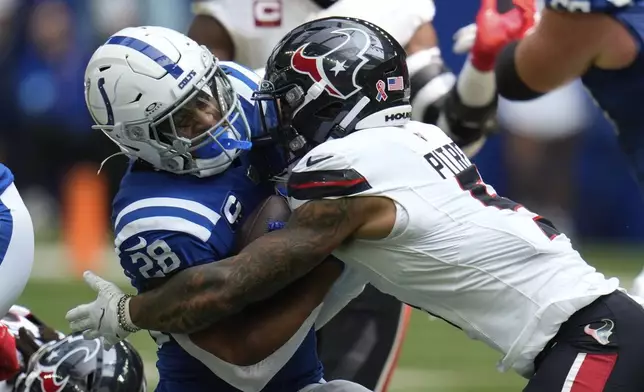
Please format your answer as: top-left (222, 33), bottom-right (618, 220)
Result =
top-left (455, 165), bottom-right (560, 240)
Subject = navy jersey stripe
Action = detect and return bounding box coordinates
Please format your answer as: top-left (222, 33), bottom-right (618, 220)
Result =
top-left (115, 206), bottom-right (217, 235)
top-left (114, 196), bottom-right (222, 227)
top-left (288, 169), bottom-right (372, 199)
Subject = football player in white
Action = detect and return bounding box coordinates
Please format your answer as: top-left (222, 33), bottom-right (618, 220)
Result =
top-left (67, 17), bottom-right (644, 391)
top-left (187, 1), bottom-right (535, 388)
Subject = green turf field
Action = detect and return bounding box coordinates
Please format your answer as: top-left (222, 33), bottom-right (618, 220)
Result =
top-left (16, 245), bottom-right (644, 391)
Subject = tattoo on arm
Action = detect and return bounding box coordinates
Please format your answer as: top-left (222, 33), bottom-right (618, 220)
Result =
top-left (128, 198), bottom-right (363, 333)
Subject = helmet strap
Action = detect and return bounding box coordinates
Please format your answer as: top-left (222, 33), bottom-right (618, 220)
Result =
top-left (338, 95), bottom-right (370, 129)
top-left (291, 82), bottom-right (325, 117)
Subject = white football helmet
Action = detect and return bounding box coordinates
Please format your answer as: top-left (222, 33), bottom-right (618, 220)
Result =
top-left (85, 26), bottom-right (252, 177)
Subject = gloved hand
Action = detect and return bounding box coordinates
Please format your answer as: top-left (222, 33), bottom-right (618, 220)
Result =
top-left (456, 0), bottom-right (537, 71)
top-left (453, 23), bottom-right (478, 55)
top-left (0, 324), bottom-right (19, 381)
top-left (65, 271), bottom-right (132, 349)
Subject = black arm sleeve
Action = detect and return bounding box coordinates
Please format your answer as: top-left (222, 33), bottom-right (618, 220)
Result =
top-left (441, 86), bottom-right (498, 148)
top-left (408, 50), bottom-right (497, 149)
top-left (495, 41), bottom-right (545, 101)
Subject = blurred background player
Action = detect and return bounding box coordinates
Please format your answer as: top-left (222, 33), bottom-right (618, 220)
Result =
top-left (452, 0), bottom-right (594, 240)
top-left (0, 304), bottom-right (146, 391)
top-left (465, 0), bottom-right (644, 296)
top-left (187, 2), bottom-right (532, 389)
top-left (83, 25), bottom-right (370, 392)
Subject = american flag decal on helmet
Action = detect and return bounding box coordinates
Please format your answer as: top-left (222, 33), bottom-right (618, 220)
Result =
top-left (387, 76), bottom-right (404, 91)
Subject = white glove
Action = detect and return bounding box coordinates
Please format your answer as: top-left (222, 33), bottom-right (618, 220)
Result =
top-left (65, 271), bottom-right (131, 349)
top-left (452, 23), bottom-right (478, 55)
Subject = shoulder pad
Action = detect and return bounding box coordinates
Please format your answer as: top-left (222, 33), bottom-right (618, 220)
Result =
top-left (288, 141), bottom-right (371, 200)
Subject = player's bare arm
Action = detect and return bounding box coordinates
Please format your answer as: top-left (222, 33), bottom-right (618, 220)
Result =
top-left (497, 8), bottom-right (637, 99)
top-left (137, 248), bottom-right (344, 365)
top-left (405, 22), bottom-right (438, 55)
top-left (128, 197), bottom-right (394, 334)
top-left (190, 259), bottom-right (343, 365)
top-left (187, 14), bottom-right (235, 60)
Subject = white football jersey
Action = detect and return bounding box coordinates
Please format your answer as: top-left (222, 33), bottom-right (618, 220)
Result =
top-left (192, 0), bottom-right (435, 69)
top-left (288, 121), bottom-right (619, 377)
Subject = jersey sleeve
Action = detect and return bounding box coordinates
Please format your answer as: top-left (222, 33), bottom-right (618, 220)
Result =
top-left (308, 0), bottom-right (435, 47)
top-left (288, 124), bottom-right (456, 208)
top-left (545, 0), bottom-right (633, 12)
top-left (113, 197), bottom-right (225, 291)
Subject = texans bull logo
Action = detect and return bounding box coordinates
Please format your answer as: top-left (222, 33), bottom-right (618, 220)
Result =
top-left (35, 335), bottom-right (101, 392)
top-left (291, 27), bottom-right (371, 99)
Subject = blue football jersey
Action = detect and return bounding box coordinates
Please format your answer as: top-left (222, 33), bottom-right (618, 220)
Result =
top-left (0, 164), bottom-right (13, 195)
top-left (112, 62), bottom-right (323, 392)
top-left (546, 1), bottom-right (644, 190)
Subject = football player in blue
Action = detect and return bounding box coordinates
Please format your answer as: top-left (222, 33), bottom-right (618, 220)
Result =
top-left (0, 165), bottom-right (34, 325)
top-left (81, 26), bottom-right (368, 392)
top-left (467, 0), bottom-right (644, 295)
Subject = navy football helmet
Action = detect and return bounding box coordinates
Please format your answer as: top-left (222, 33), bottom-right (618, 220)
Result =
top-left (16, 333), bottom-right (146, 392)
top-left (253, 16), bottom-right (411, 162)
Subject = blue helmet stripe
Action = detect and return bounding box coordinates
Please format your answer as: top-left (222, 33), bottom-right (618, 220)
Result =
top-left (97, 77), bottom-right (114, 125)
top-left (106, 36), bottom-right (184, 79)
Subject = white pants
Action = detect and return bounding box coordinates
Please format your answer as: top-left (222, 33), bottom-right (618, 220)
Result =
top-left (498, 79), bottom-right (592, 140)
top-left (0, 183), bottom-right (34, 316)
top-left (299, 379), bottom-right (373, 392)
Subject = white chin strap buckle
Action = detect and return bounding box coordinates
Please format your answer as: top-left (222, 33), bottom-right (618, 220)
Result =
top-left (293, 81), bottom-right (326, 117)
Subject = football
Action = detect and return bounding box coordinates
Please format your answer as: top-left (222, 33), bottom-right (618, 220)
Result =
top-left (233, 195), bottom-right (291, 252)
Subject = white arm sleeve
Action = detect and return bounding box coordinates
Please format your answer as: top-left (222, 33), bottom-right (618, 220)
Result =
top-left (308, 0), bottom-right (436, 47)
top-left (315, 265), bottom-right (368, 330)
